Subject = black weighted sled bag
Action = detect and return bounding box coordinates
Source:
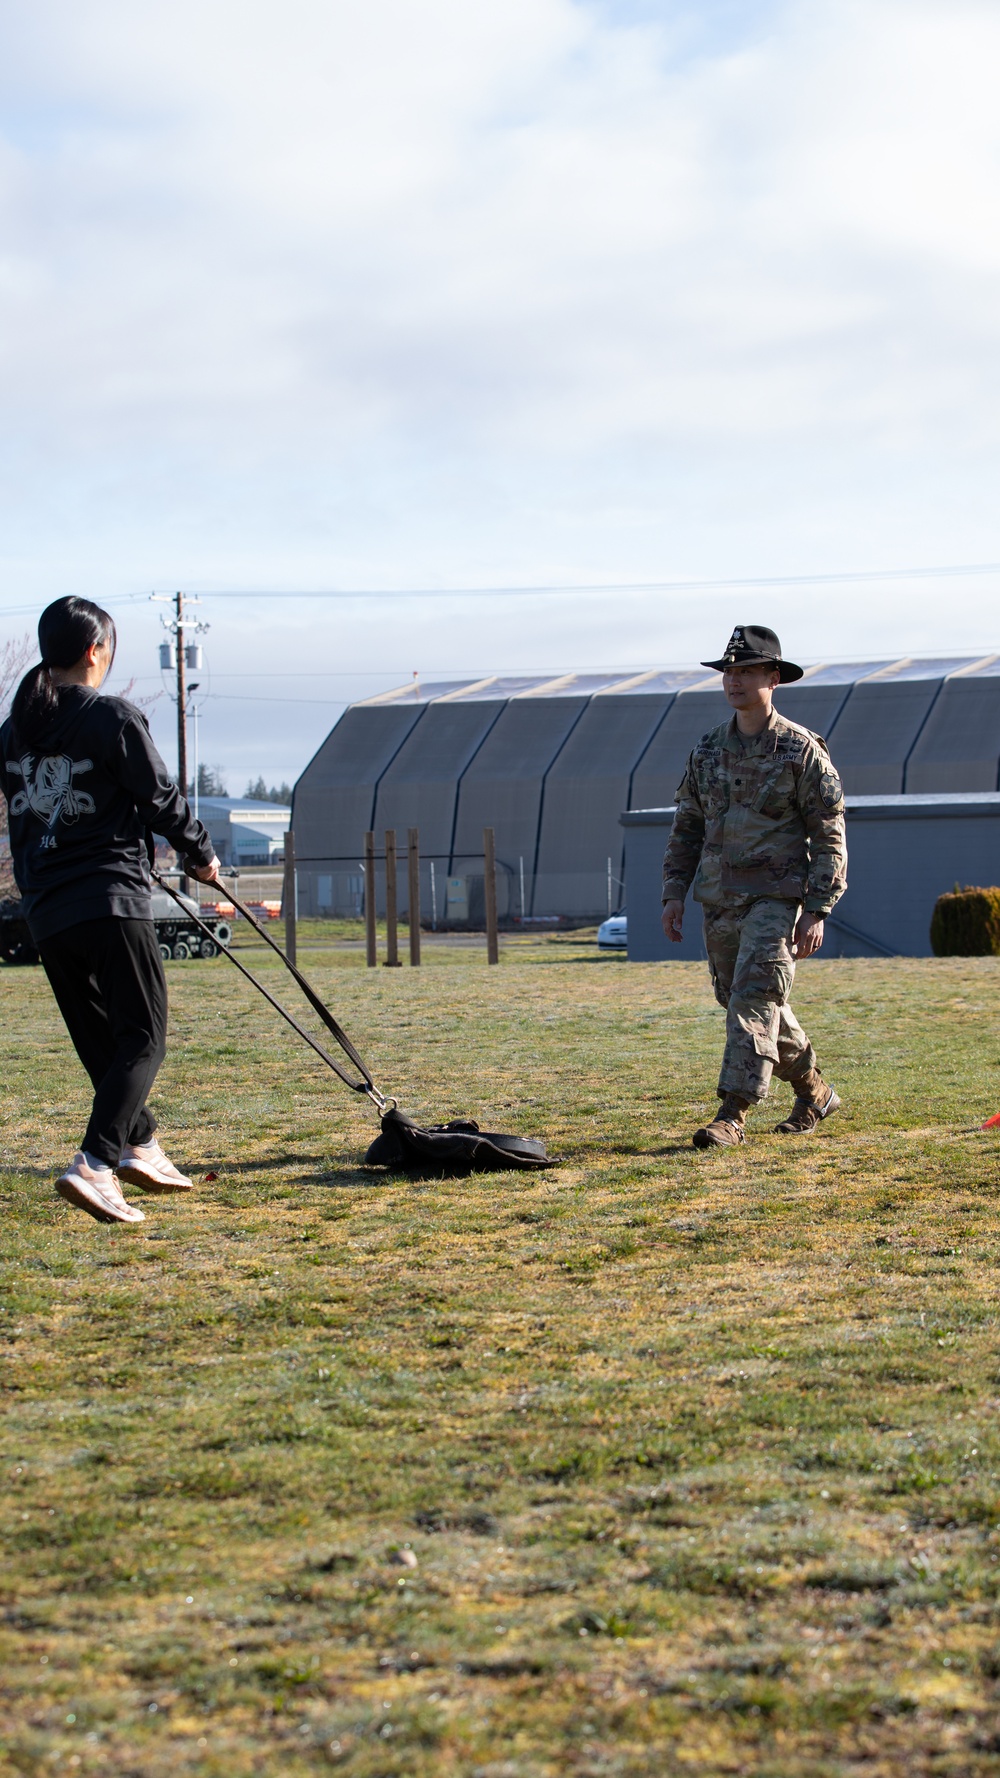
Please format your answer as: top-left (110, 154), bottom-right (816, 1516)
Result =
top-left (152, 873), bottom-right (555, 1177)
top-left (365, 1106), bottom-right (553, 1175)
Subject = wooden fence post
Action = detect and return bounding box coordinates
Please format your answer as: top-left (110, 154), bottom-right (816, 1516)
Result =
top-left (384, 829), bottom-right (401, 966)
top-left (283, 829), bottom-right (297, 968)
top-left (364, 831), bottom-right (377, 968)
top-left (483, 826), bottom-right (499, 965)
top-left (408, 827), bottom-right (421, 967)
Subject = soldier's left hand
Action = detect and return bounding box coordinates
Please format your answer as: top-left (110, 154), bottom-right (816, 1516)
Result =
top-left (793, 911), bottom-right (825, 959)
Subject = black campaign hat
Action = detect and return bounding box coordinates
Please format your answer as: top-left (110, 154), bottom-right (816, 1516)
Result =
top-left (701, 624), bottom-right (803, 683)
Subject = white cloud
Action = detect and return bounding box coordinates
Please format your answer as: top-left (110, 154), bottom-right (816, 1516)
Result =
top-left (1, 0), bottom-right (1000, 779)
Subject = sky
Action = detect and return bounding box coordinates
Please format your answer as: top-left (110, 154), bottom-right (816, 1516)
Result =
top-left (1, 0), bottom-right (999, 788)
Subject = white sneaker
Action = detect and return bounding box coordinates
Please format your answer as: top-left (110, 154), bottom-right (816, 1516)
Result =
top-left (117, 1139), bottom-right (194, 1194)
top-left (55, 1152), bottom-right (146, 1225)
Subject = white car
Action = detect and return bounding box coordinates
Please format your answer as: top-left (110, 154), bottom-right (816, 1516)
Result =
top-left (597, 911), bottom-right (627, 949)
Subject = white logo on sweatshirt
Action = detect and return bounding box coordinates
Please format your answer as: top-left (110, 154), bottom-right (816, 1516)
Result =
top-left (7, 754), bottom-right (96, 828)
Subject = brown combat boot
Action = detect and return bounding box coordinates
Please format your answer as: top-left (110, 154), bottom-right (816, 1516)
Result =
top-left (774, 1067), bottom-right (841, 1135)
top-left (693, 1093), bottom-right (751, 1149)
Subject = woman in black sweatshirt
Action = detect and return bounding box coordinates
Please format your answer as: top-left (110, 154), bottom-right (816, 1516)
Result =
top-left (0, 597), bottom-right (222, 1224)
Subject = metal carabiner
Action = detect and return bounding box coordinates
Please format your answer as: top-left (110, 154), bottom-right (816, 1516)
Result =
top-left (364, 1085), bottom-right (396, 1116)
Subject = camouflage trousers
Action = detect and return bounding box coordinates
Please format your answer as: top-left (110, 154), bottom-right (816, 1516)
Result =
top-left (702, 897), bottom-right (816, 1104)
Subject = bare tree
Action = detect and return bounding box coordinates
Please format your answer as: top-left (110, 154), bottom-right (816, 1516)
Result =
top-left (0, 634), bottom-right (34, 895)
top-left (0, 633), bottom-right (32, 712)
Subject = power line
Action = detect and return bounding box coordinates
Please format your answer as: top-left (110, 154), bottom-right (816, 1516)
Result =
top-left (3, 558), bottom-right (1000, 622)
top-left (127, 667), bottom-right (651, 682)
top-left (123, 645), bottom-right (1000, 685)
top-left (154, 561), bottom-right (1000, 598)
top-left (167, 691), bottom-right (349, 707)
top-left (128, 669), bottom-right (564, 681)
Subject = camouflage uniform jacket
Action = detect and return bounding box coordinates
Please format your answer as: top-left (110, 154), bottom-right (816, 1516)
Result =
top-left (661, 709), bottom-right (847, 914)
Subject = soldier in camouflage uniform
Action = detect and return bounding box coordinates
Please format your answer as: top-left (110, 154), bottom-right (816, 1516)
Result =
top-left (660, 625), bottom-right (847, 1149)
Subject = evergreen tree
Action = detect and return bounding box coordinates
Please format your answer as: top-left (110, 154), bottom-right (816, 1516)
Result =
top-left (195, 763), bottom-right (227, 797)
top-left (244, 778), bottom-right (292, 803)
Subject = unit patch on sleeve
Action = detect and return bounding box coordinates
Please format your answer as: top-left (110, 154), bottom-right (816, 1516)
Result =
top-left (819, 768), bottom-right (843, 809)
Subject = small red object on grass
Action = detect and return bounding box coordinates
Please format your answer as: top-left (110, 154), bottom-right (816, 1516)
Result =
top-left (203, 1170), bottom-right (219, 1181)
top-left (982, 1114), bottom-right (1000, 1130)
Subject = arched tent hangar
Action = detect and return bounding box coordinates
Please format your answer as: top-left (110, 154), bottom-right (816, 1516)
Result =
top-left (291, 654), bottom-right (1000, 924)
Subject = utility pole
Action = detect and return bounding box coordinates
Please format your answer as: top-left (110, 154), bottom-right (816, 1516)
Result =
top-left (175, 592), bottom-right (188, 802)
top-left (173, 594), bottom-right (190, 894)
top-left (189, 685), bottom-right (201, 822)
top-left (152, 590), bottom-right (209, 895)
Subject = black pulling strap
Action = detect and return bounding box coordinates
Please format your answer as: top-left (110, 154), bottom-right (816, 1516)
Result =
top-left (153, 873), bottom-right (383, 1105)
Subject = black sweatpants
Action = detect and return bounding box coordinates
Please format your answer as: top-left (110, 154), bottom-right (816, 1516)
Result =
top-left (38, 917), bottom-right (168, 1169)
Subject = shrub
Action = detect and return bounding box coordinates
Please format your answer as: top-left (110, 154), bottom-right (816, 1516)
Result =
top-left (930, 886), bottom-right (1000, 956)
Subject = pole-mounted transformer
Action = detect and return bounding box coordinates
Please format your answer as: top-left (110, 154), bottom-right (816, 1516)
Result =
top-left (151, 591), bottom-right (210, 892)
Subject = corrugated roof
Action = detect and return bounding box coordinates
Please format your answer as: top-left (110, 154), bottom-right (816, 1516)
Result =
top-left (433, 674), bottom-right (562, 702)
top-left (196, 796), bottom-right (291, 814)
top-left (596, 668), bottom-right (714, 694)
top-left (862, 656), bottom-right (987, 682)
top-left (357, 676), bottom-right (489, 705)
top-left (353, 657), bottom-right (1000, 706)
top-left (352, 657), bottom-right (996, 704)
top-left (513, 671), bottom-right (641, 698)
top-left (796, 660), bottom-right (895, 685)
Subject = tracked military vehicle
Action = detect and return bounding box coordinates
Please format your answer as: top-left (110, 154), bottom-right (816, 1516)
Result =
top-left (0, 890), bottom-right (232, 965)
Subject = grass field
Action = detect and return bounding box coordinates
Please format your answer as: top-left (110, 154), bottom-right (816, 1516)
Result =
top-left (3, 930), bottom-right (1000, 1776)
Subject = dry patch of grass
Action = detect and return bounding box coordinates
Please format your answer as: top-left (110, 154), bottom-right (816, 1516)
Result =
top-left (2, 936), bottom-right (1000, 1775)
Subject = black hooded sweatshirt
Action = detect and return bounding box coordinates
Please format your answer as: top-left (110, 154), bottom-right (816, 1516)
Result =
top-left (0, 686), bottom-right (214, 943)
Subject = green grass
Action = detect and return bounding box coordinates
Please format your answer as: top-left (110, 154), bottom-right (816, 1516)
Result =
top-left (3, 934), bottom-right (1000, 1775)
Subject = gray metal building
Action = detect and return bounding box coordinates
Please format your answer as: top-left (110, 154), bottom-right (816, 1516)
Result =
top-left (157, 796), bottom-right (291, 868)
top-left (293, 654), bottom-right (1000, 920)
top-left (622, 795), bottom-right (1000, 961)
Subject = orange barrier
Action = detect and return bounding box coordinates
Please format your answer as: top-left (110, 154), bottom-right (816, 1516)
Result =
top-left (201, 899), bottom-right (281, 920)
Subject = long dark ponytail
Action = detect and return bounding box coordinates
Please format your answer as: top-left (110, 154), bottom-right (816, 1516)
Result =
top-left (9, 598), bottom-right (117, 748)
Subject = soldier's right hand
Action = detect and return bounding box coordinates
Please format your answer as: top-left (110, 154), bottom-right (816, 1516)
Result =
top-left (661, 899), bottom-right (684, 943)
